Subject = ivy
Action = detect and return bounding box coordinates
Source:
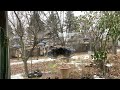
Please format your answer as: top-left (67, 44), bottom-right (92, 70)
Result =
top-left (0, 27), bottom-right (9, 47)
top-left (91, 50), bottom-right (107, 61)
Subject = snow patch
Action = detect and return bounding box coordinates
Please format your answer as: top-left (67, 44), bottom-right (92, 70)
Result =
top-left (10, 58), bottom-right (56, 65)
top-left (71, 56), bottom-right (79, 59)
top-left (117, 49), bottom-right (120, 52)
top-left (11, 73), bottom-right (24, 79)
top-left (10, 62), bottom-right (23, 65)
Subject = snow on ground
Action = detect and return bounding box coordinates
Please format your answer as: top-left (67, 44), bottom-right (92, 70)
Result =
top-left (93, 75), bottom-right (105, 79)
top-left (71, 56), bottom-right (80, 59)
top-left (10, 49), bottom-right (120, 79)
top-left (71, 54), bottom-right (90, 60)
top-left (11, 71), bottom-right (52, 79)
top-left (10, 58), bottom-right (56, 65)
top-left (10, 54), bottom-right (90, 79)
top-left (10, 54), bottom-right (89, 66)
top-left (10, 49), bottom-right (120, 65)
top-left (11, 73), bottom-right (24, 79)
top-left (10, 62), bottom-right (23, 65)
top-left (117, 49), bottom-right (120, 52)
top-left (27, 58), bottom-right (55, 64)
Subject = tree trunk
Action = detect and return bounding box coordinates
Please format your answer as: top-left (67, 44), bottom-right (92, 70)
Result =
top-left (23, 60), bottom-right (29, 76)
top-left (89, 41), bottom-right (92, 51)
top-left (112, 39), bottom-right (117, 54)
top-left (61, 41), bottom-right (65, 47)
top-left (20, 38), bottom-right (29, 76)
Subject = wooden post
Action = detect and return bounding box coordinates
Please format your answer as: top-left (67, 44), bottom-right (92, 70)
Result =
top-left (0, 11), bottom-right (10, 79)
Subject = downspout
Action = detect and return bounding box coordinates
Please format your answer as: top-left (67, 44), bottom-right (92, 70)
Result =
top-left (0, 11), bottom-right (10, 79)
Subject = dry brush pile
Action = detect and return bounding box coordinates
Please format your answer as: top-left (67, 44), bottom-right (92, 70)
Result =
top-left (106, 53), bottom-right (120, 78)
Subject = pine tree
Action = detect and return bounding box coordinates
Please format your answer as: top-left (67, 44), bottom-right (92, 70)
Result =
top-left (65, 11), bottom-right (77, 33)
top-left (46, 11), bottom-right (60, 45)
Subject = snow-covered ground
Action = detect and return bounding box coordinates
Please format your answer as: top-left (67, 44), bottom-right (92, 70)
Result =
top-left (10, 62), bottom-right (23, 65)
top-left (71, 54), bottom-right (89, 60)
top-left (11, 73), bottom-right (24, 79)
top-left (93, 75), bottom-right (105, 79)
top-left (11, 49), bottom-right (120, 79)
top-left (11, 54), bottom-right (90, 79)
top-left (11, 71), bottom-right (52, 79)
top-left (117, 49), bottom-right (120, 52)
top-left (10, 58), bottom-right (56, 65)
top-left (10, 54), bottom-right (89, 66)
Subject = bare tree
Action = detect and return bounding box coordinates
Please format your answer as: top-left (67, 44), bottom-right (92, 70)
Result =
top-left (8, 11), bottom-right (45, 76)
top-left (45, 11), bottom-right (66, 46)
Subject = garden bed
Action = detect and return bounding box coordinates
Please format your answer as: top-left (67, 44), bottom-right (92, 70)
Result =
top-left (10, 53), bottom-right (120, 79)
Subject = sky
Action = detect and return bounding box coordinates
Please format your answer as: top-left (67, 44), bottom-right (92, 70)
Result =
top-left (8, 11), bottom-right (85, 29)
top-left (8, 11), bottom-right (85, 17)
top-left (74, 11), bottom-right (85, 16)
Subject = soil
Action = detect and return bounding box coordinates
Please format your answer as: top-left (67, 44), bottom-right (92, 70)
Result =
top-left (10, 52), bottom-right (120, 79)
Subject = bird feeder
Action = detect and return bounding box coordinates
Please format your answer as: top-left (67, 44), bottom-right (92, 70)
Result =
top-left (38, 42), bottom-right (44, 46)
top-left (42, 40), bottom-right (47, 45)
top-left (13, 44), bottom-right (21, 49)
top-left (13, 35), bottom-right (20, 41)
top-left (83, 37), bottom-right (89, 44)
top-left (12, 44), bottom-right (21, 60)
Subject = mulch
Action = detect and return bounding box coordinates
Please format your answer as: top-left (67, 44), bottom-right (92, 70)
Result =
top-left (10, 60), bottom-right (58, 75)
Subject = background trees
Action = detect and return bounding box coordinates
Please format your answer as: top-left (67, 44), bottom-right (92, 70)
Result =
top-left (8, 11), bottom-right (45, 76)
top-left (99, 11), bottom-right (120, 54)
top-left (8, 11), bottom-right (120, 76)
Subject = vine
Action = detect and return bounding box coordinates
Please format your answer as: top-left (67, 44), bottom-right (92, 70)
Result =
top-left (0, 26), bottom-right (9, 47)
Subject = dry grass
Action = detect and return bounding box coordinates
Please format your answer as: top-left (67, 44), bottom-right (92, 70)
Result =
top-left (106, 53), bottom-right (120, 78)
top-left (10, 53), bottom-right (120, 79)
